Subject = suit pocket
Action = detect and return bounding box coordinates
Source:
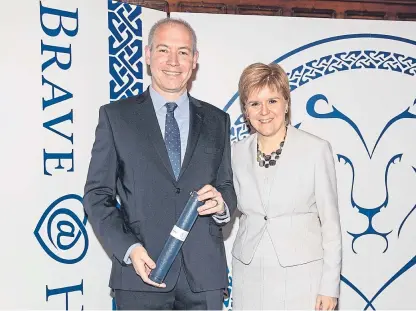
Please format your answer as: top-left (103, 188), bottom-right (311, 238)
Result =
top-left (267, 214), bottom-right (323, 266)
top-left (209, 223), bottom-right (223, 238)
top-left (204, 147), bottom-right (221, 154)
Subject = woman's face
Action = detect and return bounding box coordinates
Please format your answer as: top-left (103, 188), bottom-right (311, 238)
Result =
top-left (245, 86), bottom-right (288, 139)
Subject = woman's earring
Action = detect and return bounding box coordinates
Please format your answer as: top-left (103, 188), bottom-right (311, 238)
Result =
top-left (244, 113), bottom-right (253, 133)
top-left (244, 112), bottom-right (250, 121)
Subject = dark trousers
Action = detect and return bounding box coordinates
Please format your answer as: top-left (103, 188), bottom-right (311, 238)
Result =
top-left (114, 265), bottom-right (224, 310)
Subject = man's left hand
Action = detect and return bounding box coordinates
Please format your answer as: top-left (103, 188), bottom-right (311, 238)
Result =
top-left (196, 185), bottom-right (225, 216)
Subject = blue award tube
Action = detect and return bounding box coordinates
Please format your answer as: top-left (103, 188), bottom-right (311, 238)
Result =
top-left (149, 191), bottom-right (203, 283)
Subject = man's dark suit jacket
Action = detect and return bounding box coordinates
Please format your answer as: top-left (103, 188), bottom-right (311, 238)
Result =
top-left (83, 89), bottom-right (237, 292)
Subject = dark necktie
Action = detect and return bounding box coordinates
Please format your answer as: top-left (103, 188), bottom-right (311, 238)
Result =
top-left (165, 102), bottom-right (181, 179)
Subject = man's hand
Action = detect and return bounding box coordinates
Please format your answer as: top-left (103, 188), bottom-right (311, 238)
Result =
top-left (315, 295), bottom-right (337, 311)
top-left (130, 245), bottom-right (166, 288)
top-left (197, 185), bottom-right (225, 216)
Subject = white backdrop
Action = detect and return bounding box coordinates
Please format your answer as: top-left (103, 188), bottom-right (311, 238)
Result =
top-left (171, 12), bottom-right (416, 310)
top-left (0, 1), bottom-right (163, 309)
top-left (1, 1), bottom-right (415, 309)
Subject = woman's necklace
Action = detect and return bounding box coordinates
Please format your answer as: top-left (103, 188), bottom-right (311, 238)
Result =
top-left (257, 127), bottom-right (287, 168)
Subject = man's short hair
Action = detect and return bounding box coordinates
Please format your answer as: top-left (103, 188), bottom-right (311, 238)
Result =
top-left (148, 17), bottom-right (198, 54)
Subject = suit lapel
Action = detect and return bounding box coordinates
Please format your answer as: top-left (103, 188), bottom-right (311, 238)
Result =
top-left (134, 90), bottom-right (176, 182)
top-left (266, 125), bottom-right (296, 212)
top-left (250, 126), bottom-right (295, 213)
top-left (178, 96), bottom-right (203, 180)
top-left (249, 133), bottom-right (267, 214)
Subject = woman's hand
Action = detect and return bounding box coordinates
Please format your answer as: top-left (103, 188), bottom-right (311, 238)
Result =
top-left (315, 295), bottom-right (337, 310)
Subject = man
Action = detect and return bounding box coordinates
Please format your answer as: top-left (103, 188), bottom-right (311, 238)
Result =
top-left (83, 18), bottom-right (236, 310)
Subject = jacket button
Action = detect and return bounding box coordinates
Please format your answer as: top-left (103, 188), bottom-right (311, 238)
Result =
top-left (176, 188), bottom-right (181, 194)
top-left (264, 216), bottom-right (268, 220)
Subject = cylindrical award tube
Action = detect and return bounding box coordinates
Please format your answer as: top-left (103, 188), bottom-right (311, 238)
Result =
top-left (149, 191), bottom-right (203, 283)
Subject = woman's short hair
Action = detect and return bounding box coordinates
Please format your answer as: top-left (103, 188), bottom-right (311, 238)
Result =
top-left (238, 62), bottom-right (291, 124)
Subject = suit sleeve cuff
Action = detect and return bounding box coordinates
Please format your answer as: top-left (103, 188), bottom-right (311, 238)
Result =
top-left (123, 243), bottom-right (142, 264)
top-left (212, 202), bottom-right (231, 224)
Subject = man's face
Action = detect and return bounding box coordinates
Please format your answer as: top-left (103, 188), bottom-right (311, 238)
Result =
top-left (145, 23), bottom-right (198, 100)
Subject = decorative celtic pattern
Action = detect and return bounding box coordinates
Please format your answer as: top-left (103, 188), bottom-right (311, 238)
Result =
top-left (223, 268), bottom-right (233, 311)
top-left (231, 50), bottom-right (416, 141)
top-left (288, 51), bottom-right (416, 91)
top-left (225, 36), bottom-right (416, 310)
top-left (108, 1), bottom-right (143, 102)
top-left (230, 114), bottom-right (250, 144)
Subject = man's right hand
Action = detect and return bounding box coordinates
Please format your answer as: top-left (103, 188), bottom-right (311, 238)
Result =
top-left (130, 245), bottom-right (166, 288)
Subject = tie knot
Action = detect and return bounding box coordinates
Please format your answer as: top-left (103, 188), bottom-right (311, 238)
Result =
top-left (165, 102), bottom-right (178, 113)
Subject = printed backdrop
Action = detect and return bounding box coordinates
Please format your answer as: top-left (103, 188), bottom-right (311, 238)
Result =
top-left (1, 0), bottom-right (415, 309)
top-left (171, 12), bottom-right (416, 311)
top-left (0, 1), bottom-right (163, 309)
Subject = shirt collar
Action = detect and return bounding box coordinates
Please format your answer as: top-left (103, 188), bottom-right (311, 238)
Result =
top-left (149, 85), bottom-right (189, 113)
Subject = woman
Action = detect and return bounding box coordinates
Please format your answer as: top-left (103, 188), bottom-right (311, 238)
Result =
top-left (231, 63), bottom-right (342, 310)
